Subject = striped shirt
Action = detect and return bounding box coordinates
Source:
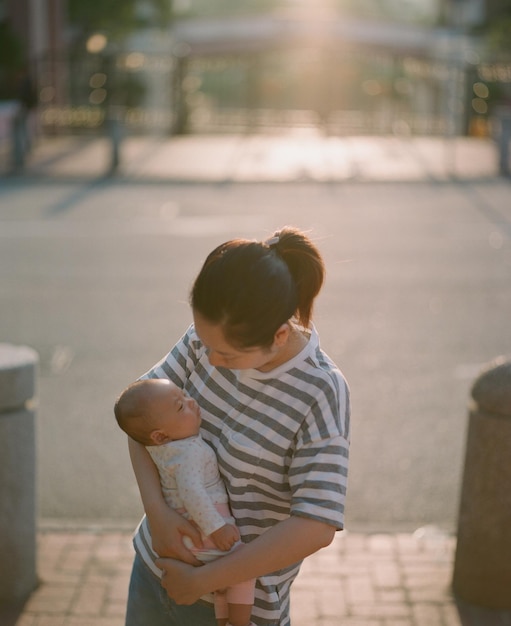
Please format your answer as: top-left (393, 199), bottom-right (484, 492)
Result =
top-left (133, 323), bottom-right (350, 625)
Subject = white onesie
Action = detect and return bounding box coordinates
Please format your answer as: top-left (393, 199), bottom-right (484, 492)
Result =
top-left (146, 434), bottom-right (234, 539)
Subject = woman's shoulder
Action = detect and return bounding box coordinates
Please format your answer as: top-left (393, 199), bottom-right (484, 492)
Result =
top-left (171, 324), bottom-right (204, 357)
top-left (300, 328), bottom-right (350, 404)
top-left (304, 326), bottom-right (347, 380)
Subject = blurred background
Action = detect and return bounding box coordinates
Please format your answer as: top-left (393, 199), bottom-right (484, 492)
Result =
top-left (1, 0), bottom-right (511, 150)
top-left (1, 1), bottom-right (510, 532)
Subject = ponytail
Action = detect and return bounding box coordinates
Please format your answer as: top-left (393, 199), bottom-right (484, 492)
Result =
top-left (191, 226), bottom-right (325, 348)
top-left (267, 227), bottom-right (325, 329)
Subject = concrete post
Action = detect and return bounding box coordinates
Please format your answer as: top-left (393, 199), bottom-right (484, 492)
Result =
top-left (171, 44), bottom-right (191, 136)
top-left (10, 108), bottom-right (26, 172)
top-left (495, 106), bottom-right (511, 177)
top-left (107, 109), bottom-right (123, 174)
top-left (0, 344), bottom-right (39, 606)
top-left (452, 356), bottom-right (511, 608)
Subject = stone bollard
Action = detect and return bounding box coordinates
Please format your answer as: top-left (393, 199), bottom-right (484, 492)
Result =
top-left (106, 105), bottom-right (126, 175)
top-left (108, 112), bottom-right (122, 173)
top-left (0, 344), bottom-right (39, 606)
top-left (494, 105), bottom-right (511, 177)
top-left (10, 107), bottom-right (26, 173)
top-left (452, 356), bottom-right (511, 608)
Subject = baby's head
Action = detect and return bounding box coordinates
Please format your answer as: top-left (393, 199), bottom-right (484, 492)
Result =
top-left (114, 379), bottom-right (201, 446)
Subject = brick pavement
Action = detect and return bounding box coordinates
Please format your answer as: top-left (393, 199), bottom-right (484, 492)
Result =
top-left (9, 525), bottom-right (470, 626)
top-left (291, 529), bottom-right (459, 626)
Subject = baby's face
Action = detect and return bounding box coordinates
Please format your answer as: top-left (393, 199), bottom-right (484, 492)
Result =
top-left (154, 383), bottom-right (201, 441)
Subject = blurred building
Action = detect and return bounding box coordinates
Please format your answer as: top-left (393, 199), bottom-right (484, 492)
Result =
top-left (1, 0), bottom-right (67, 109)
top-left (1, 0), bottom-right (509, 137)
top-left (1, 0), bottom-right (67, 65)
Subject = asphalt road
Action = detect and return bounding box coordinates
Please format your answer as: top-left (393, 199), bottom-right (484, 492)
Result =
top-left (1, 177), bottom-right (510, 531)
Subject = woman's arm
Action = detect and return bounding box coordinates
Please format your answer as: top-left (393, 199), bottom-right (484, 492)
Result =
top-left (156, 515), bottom-right (336, 604)
top-left (128, 437), bottom-right (202, 564)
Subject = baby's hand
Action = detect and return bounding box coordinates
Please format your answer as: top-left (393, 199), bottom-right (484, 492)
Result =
top-left (210, 523), bottom-right (240, 551)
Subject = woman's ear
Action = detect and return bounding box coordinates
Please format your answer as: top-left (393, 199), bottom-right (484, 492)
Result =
top-left (273, 323), bottom-right (291, 348)
top-left (150, 429), bottom-right (172, 445)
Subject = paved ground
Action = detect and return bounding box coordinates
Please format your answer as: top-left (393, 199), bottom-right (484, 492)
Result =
top-left (1, 131), bottom-right (510, 625)
top-left (3, 526), bottom-right (456, 626)
top-left (6, 524), bottom-right (511, 626)
top-left (1, 131), bottom-right (501, 182)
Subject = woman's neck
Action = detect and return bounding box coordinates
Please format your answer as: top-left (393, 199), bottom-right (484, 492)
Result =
top-left (256, 324), bottom-right (309, 372)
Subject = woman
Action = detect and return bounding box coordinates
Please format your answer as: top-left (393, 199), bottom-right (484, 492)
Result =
top-left (125, 226), bottom-right (351, 626)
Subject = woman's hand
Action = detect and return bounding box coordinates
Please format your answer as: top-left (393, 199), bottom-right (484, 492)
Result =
top-left (156, 558), bottom-right (206, 605)
top-left (148, 504), bottom-right (203, 566)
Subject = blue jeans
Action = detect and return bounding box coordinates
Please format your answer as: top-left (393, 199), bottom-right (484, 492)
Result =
top-left (125, 553), bottom-right (217, 626)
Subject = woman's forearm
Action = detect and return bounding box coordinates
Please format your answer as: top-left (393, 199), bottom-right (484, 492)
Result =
top-left (156, 516), bottom-right (337, 604)
top-left (197, 516), bottom-right (336, 592)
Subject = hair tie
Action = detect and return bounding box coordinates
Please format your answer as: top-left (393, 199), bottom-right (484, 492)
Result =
top-left (265, 233), bottom-right (280, 248)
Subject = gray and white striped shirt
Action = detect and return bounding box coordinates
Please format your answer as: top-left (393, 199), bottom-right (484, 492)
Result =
top-left (133, 323), bottom-right (350, 625)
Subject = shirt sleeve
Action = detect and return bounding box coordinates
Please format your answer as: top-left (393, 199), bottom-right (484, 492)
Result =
top-left (140, 325), bottom-right (202, 386)
top-left (288, 376), bottom-right (350, 530)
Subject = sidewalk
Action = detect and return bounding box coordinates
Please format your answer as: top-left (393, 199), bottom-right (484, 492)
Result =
top-left (1, 131), bottom-right (502, 182)
top-left (10, 524), bottom-right (470, 626)
top-left (8, 523), bottom-right (511, 626)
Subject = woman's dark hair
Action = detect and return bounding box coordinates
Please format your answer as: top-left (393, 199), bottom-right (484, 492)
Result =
top-left (190, 226), bottom-right (325, 348)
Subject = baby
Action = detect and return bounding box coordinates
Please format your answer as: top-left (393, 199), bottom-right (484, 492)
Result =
top-left (114, 378), bottom-right (255, 626)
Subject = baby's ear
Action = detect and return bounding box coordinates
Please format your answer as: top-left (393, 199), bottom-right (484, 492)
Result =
top-left (150, 429), bottom-right (171, 445)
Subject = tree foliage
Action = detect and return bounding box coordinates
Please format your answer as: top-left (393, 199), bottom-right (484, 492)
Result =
top-left (0, 20), bottom-right (25, 98)
top-left (177, 0), bottom-right (279, 18)
top-left (482, 1), bottom-right (511, 55)
top-left (68, 0), bottom-right (173, 42)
